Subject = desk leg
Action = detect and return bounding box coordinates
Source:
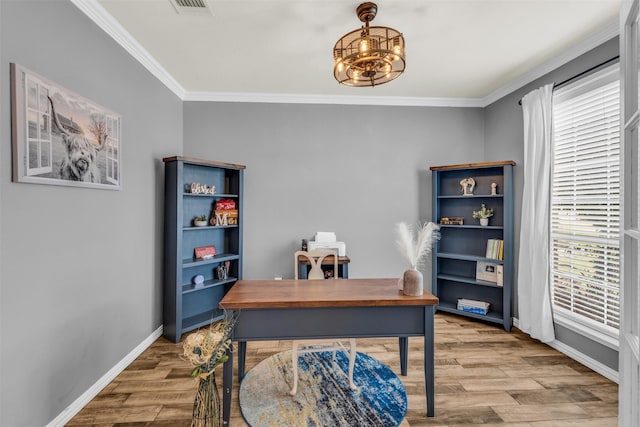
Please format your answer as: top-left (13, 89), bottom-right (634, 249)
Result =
top-left (238, 341), bottom-right (247, 380)
top-left (222, 347), bottom-right (234, 426)
top-left (424, 306), bottom-right (435, 417)
top-left (399, 337), bottom-right (408, 376)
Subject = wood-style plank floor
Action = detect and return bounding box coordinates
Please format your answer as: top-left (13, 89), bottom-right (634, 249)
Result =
top-left (67, 313), bottom-right (618, 426)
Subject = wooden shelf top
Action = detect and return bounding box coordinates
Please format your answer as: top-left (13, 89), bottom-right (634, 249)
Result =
top-left (430, 160), bottom-right (516, 171)
top-left (163, 156), bottom-right (246, 170)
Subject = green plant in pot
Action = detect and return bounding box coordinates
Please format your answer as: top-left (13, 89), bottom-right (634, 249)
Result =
top-left (472, 204), bottom-right (494, 226)
top-left (193, 215), bottom-right (208, 227)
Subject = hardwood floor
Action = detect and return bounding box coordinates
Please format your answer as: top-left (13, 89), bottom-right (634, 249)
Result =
top-left (67, 313), bottom-right (618, 426)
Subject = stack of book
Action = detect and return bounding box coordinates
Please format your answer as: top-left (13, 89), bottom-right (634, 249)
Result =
top-left (485, 239), bottom-right (504, 260)
top-left (457, 298), bottom-right (490, 315)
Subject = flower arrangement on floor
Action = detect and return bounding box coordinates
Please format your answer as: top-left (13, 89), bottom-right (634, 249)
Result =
top-left (395, 222), bottom-right (440, 296)
top-left (182, 313), bottom-right (237, 427)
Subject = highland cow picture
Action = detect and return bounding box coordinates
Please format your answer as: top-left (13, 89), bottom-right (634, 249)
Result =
top-left (10, 63), bottom-right (121, 190)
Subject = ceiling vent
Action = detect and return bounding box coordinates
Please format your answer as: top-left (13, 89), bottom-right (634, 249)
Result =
top-left (169, 0), bottom-right (213, 15)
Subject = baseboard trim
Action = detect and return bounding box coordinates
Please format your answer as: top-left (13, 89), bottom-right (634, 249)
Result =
top-left (46, 325), bottom-right (163, 427)
top-left (512, 318), bottom-right (619, 384)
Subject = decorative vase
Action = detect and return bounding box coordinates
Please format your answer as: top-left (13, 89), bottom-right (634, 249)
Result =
top-left (192, 370), bottom-right (221, 427)
top-left (403, 267), bottom-right (423, 296)
top-left (194, 220), bottom-right (208, 227)
top-left (480, 218), bottom-right (489, 226)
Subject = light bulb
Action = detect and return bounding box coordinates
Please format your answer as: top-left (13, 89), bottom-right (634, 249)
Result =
top-left (359, 39), bottom-right (368, 52)
top-left (337, 61), bottom-right (344, 72)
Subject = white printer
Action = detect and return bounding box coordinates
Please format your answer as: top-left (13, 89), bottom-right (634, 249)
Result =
top-left (307, 231), bottom-right (346, 256)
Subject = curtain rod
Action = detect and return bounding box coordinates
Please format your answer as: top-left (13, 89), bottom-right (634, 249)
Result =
top-left (517, 55), bottom-right (619, 106)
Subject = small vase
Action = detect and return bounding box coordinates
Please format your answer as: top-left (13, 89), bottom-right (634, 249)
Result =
top-left (403, 268), bottom-right (423, 296)
top-left (192, 370), bottom-right (221, 427)
top-left (480, 218), bottom-right (489, 226)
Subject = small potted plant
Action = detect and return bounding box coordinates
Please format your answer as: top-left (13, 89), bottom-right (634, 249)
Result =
top-left (193, 215), bottom-right (208, 227)
top-left (472, 204), bottom-right (494, 226)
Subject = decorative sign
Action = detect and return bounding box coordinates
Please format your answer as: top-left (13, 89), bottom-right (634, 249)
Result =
top-left (215, 199), bottom-right (236, 210)
top-left (194, 245), bottom-right (216, 259)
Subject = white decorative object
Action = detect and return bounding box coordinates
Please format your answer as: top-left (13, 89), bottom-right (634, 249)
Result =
top-left (193, 274), bottom-right (205, 287)
top-left (189, 182), bottom-right (216, 194)
top-left (491, 182), bottom-right (498, 195)
top-left (395, 222), bottom-right (440, 296)
top-left (460, 177), bottom-right (476, 196)
top-left (215, 212), bottom-right (228, 226)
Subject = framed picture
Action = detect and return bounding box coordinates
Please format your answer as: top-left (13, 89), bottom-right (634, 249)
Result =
top-left (10, 63), bottom-right (121, 190)
top-left (476, 261), bottom-right (498, 283)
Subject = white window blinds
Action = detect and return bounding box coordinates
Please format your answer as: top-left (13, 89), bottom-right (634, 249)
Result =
top-left (551, 63), bottom-right (620, 338)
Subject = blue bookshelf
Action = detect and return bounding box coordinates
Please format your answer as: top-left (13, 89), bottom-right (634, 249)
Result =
top-left (430, 161), bottom-right (515, 331)
top-left (163, 156), bottom-right (245, 342)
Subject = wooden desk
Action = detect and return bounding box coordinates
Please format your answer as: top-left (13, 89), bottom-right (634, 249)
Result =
top-left (219, 278), bottom-right (439, 424)
top-left (297, 254), bottom-right (350, 279)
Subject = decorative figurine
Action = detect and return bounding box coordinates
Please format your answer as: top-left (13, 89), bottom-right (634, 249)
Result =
top-left (460, 177), bottom-right (476, 196)
top-left (491, 182), bottom-right (498, 195)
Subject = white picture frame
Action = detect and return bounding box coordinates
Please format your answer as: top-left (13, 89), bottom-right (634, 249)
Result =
top-left (476, 261), bottom-right (498, 283)
top-left (10, 63), bottom-right (121, 190)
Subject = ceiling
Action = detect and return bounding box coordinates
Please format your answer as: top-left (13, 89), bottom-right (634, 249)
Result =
top-left (82, 0), bottom-right (621, 106)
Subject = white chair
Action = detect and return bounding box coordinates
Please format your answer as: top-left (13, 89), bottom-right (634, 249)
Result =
top-left (290, 250), bottom-right (357, 395)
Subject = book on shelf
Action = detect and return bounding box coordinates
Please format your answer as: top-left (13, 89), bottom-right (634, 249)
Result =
top-left (476, 261), bottom-right (498, 283)
top-left (485, 239), bottom-right (504, 260)
top-left (457, 298), bottom-right (490, 315)
top-left (496, 265), bottom-right (504, 286)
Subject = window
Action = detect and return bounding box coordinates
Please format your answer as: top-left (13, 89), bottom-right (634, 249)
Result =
top-left (105, 115), bottom-right (120, 185)
top-left (551, 63), bottom-right (620, 346)
top-left (25, 74), bottom-right (52, 175)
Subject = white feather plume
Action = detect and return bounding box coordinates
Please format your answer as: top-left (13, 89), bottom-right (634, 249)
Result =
top-left (395, 222), bottom-right (440, 268)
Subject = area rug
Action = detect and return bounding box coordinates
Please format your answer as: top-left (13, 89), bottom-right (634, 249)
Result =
top-left (239, 350), bottom-right (407, 427)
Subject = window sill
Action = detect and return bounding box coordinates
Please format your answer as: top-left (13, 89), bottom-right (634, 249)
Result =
top-left (553, 310), bottom-right (619, 351)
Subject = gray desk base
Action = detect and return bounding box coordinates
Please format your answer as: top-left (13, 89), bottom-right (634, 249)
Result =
top-left (222, 305), bottom-right (435, 424)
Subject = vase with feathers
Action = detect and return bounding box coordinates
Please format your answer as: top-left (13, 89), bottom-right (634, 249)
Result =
top-left (395, 222), bottom-right (440, 296)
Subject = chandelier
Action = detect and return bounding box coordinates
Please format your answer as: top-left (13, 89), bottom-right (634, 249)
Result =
top-left (333, 2), bottom-right (405, 87)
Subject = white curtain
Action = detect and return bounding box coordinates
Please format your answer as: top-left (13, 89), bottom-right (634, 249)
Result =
top-left (518, 84), bottom-right (555, 343)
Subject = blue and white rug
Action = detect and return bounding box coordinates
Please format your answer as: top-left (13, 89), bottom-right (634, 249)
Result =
top-left (239, 350), bottom-right (407, 427)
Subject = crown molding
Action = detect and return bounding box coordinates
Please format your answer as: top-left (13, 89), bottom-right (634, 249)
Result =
top-left (68, 0), bottom-right (482, 107)
top-left (73, 0), bottom-right (618, 108)
top-left (183, 91), bottom-right (485, 107)
top-left (70, 0), bottom-right (186, 99)
top-left (481, 18), bottom-right (619, 107)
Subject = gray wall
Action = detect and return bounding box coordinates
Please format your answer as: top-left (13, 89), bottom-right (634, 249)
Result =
top-left (0, 1), bottom-right (183, 426)
top-left (183, 102), bottom-right (485, 281)
top-left (0, 1), bottom-right (620, 424)
top-left (484, 37), bottom-right (620, 370)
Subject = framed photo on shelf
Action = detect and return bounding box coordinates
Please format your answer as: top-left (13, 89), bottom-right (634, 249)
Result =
top-left (476, 261), bottom-right (498, 283)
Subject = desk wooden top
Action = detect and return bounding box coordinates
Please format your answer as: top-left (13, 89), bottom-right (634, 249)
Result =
top-left (219, 278), bottom-right (438, 310)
